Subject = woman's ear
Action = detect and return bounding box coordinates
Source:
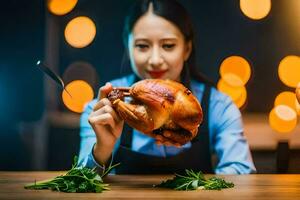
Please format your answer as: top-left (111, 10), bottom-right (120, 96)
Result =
top-left (184, 40), bottom-right (192, 61)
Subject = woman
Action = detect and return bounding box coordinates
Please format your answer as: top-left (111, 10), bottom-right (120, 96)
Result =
top-left (78, 0), bottom-right (256, 174)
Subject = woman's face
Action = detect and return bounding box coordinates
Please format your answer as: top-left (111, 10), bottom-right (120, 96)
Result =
top-left (128, 10), bottom-right (192, 81)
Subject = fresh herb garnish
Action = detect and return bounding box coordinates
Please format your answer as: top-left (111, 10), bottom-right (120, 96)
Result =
top-left (156, 169), bottom-right (234, 191)
top-left (24, 156), bottom-right (120, 193)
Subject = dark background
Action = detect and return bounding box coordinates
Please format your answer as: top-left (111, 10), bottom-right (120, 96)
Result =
top-left (0, 0), bottom-right (299, 172)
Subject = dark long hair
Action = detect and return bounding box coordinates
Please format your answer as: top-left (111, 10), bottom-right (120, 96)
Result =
top-left (123, 0), bottom-right (214, 88)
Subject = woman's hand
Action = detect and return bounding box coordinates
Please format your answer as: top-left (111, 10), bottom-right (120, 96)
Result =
top-left (88, 83), bottom-right (124, 164)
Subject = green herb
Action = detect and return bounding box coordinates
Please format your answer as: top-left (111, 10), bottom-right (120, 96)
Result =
top-left (24, 156), bottom-right (120, 193)
top-left (156, 169), bottom-right (234, 191)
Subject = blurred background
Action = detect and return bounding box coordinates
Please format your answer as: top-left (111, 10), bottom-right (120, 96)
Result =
top-left (0, 0), bottom-right (299, 173)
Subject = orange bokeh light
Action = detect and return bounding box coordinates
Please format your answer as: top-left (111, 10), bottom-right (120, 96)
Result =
top-left (297, 83), bottom-right (300, 104)
top-left (220, 56), bottom-right (251, 87)
top-left (296, 99), bottom-right (300, 116)
top-left (274, 91), bottom-right (300, 115)
top-left (62, 80), bottom-right (94, 113)
top-left (217, 78), bottom-right (247, 108)
top-left (235, 88), bottom-right (247, 109)
top-left (65, 16), bottom-right (96, 48)
top-left (48, 0), bottom-right (77, 16)
top-left (278, 55), bottom-right (300, 88)
top-left (240, 0), bottom-right (271, 20)
top-left (269, 105), bottom-right (297, 133)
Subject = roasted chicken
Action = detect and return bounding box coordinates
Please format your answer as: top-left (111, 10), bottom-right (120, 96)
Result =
top-left (107, 79), bottom-right (203, 145)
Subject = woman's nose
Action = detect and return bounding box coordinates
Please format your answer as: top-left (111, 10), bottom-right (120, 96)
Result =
top-left (148, 47), bottom-right (163, 66)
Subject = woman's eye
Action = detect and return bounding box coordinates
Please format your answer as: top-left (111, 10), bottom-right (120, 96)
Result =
top-left (163, 44), bottom-right (175, 50)
top-left (135, 44), bottom-right (149, 50)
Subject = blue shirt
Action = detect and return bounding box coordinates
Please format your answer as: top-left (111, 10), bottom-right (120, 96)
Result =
top-left (78, 74), bottom-right (256, 174)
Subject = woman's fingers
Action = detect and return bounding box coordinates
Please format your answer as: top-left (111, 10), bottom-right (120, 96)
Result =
top-left (88, 113), bottom-right (116, 128)
top-left (89, 104), bottom-right (123, 130)
top-left (92, 83), bottom-right (123, 123)
top-left (93, 98), bottom-right (112, 112)
top-left (89, 102), bottom-right (124, 139)
top-left (98, 82), bottom-right (113, 100)
top-left (92, 104), bottom-right (122, 123)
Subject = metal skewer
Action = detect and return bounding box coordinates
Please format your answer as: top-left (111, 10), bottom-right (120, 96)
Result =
top-left (36, 60), bottom-right (72, 98)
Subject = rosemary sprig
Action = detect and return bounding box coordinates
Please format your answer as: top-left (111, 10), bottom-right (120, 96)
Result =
top-left (24, 156), bottom-right (120, 193)
top-left (155, 169), bottom-right (234, 191)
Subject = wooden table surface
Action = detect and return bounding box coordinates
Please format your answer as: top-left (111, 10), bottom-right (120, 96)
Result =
top-left (1, 172), bottom-right (300, 200)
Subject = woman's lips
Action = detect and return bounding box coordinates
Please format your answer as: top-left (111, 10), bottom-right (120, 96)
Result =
top-left (147, 69), bottom-right (168, 78)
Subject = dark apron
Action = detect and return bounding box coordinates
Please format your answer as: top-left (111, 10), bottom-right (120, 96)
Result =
top-left (113, 81), bottom-right (213, 174)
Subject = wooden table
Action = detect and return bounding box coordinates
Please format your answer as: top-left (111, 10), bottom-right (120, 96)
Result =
top-left (1, 172), bottom-right (300, 199)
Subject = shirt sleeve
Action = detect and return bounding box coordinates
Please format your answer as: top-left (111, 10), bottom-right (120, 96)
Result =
top-left (77, 99), bottom-right (105, 172)
top-left (209, 89), bottom-right (256, 174)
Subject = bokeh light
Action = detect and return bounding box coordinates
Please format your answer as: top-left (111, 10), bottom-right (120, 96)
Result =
top-left (240, 0), bottom-right (271, 20)
top-left (63, 61), bottom-right (99, 90)
top-left (220, 56), bottom-right (251, 87)
top-left (222, 73), bottom-right (243, 87)
top-left (62, 80), bottom-right (94, 113)
top-left (297, 83), bottom-right (300, 103)
top-left (269, 105), bottom-right (297, 133)
top-left (48, 0), bottom-right (77, 16)
top-left (278, 56), bottom-right (300, 88)
top-left (65, 16), bottom-right (96, 48)
top-left (296, 99), bottom-right (300, 116)
top-left (217, 79), bottom-right (247, 108)
top-left (274, 91), bottom-right (300, 115)
top-left (235, 88), bottom-right (247, 109)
